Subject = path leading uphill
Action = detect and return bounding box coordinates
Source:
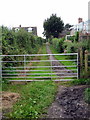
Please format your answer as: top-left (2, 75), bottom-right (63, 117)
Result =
top-left (46, 43), bottom-right (76, 80)
top-left (45, 43), bottom-right (90, 119)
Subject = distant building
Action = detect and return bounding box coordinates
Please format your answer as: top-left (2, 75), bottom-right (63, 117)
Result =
top-left (70, 2), bottom-right (90, 36)
top-left (13, 25), bottom-right (37, 36)
top-left (70, 18), bottom-right (90, 35)
top-left (70, 18), bottom-right (90, 40)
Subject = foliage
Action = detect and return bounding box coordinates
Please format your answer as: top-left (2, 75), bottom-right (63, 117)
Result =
top-left (63, 41), bottom-right (77, 53)
top-left (71, 78), bottom-right (90, 104)
top-left (1, 26), bottom-right (45, 82)
top-left (0, 27), bottom-right (2, 55)
top-left (43, 14), bottom-right (64, 39)
top-left (84, 88), bottom-right (90, 104)
top-left (2, 26), bottom-right (44, 55)
top-left (64, 23), bottom-right (73, 31)
top-left (5, 81), bottom-right (57, 119)
top-left (2, 26), bottom-right (44, 64)
top-left (71, 78), bottom-right (90, 85)
top-left (50, 45), bottom-right (77, 71)
top-left (51, 37), bottom-right (65, 53)
top-left (75, 32), bottom-right (79, 42)
top-left (63, 38), bottom-right (90, 53)
top-left (81, 39), bottom-right (90, 52)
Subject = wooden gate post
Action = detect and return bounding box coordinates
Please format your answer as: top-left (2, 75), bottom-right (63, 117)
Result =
top-left (78, 49), bottom-right (81, 79)
top-left (80, 48), bottom-right (83, 68)
top-left (85, 50), bottom-right (88, 73)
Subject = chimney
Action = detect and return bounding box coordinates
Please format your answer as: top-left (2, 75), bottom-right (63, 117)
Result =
top-left (19, 25), bottom-right (21, 27)
top-left (78, 18), bottom-right (83, 23)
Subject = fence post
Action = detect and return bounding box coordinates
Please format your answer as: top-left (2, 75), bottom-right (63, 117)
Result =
top-left (85, 50), bottom-right (88, 73)
top-left (80, 48), bottom-right (83, 68)
top-left (24, 55), bottom-right (26, 81)
top-left (0, 56), bottom-right (2, 83)
top-left (50, 55), bottom-right (52, 80)
top-left (78, 49), bottom-right (81, 79)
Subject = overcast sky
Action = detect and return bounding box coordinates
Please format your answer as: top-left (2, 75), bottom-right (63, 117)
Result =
top-left (0, 0), bottom-right (89, 37)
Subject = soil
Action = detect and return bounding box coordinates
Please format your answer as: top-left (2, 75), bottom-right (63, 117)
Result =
top-left (45, 44), bottom-right (90, 119)
top-left (2, 92), bottom-right (20, 109)
top-left (46, 85), bottom-right (90, 119)
top-left (1, 92), bottom-right (20, 119)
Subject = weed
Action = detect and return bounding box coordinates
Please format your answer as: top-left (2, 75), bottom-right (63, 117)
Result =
top-left (84, 88), bottom-right (90, 104)
top-left (6, 81), bottom-right (57, 119)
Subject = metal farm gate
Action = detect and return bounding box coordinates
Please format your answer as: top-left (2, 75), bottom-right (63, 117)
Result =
top-left (0, 53), bottom-right (78, 82)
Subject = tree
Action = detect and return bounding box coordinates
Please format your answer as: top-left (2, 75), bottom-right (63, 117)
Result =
top-left (64, 23), bottom-right (73, 30)
top-left (43, 14), bottom-right (64, 39)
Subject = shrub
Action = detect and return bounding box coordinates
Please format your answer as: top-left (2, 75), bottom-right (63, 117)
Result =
top-left (84, 88), bottom-right (90, 104)
top-left (51, 38), bottom-right (64, 53)
top-left (71, 78), bottom-right (90, 85)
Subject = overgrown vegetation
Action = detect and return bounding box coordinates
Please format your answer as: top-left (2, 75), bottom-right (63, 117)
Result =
top-left (2, 26), bottom-right (45, 55)
top-left (50, 37), bottom-right (65, 53)
top-left (1, 27), bottom-right (58, 119)
top-left (48, 32), bottom-right (90, 104)
top-left (84, 88), bottom-right (90, 104)
top-left (71, 78), bottom-right (90, 85)
top-left (3, 81), bottom-right (57, 119)
top-left (1, 26), bottom-right (46, 83)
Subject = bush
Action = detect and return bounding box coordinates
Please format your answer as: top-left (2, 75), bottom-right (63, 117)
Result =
top-left (1, 26), bottom-right (45, 83)
top-left (2, 26), bottom-right (44, 55)
top-left (63, 41), bottom-right (77, 53)
top-left (51, 38), bottom-right (64, 53)
top-left (71, 78), bottom-right (90, 85)
top-left (84, 88), bottom-right (90, 104)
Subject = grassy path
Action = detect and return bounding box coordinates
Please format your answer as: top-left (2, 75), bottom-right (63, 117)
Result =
top-left (46, 43), bottom-right (77, 80)
top-left (2, 44), bottom-right (58, 119)
top-left (50, 45), bottom-right (77, 71)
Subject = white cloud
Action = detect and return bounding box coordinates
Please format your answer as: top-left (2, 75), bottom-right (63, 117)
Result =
top-left (0, 0), bottom-right (89, 37)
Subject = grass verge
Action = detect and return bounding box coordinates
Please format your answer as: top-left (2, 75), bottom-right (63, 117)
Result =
top-left (3, 81), bottom-right (57, 119)
top-left (71, 78), bottom-right (90, 85)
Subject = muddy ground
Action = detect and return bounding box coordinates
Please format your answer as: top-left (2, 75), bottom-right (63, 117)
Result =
top-left (45, 44), bottom-right (90, 119)
top-left (46, 85), bottom-right (90, 119)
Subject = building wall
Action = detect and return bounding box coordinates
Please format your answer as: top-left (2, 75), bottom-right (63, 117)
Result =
top-left (13, 26), bottom-right (37, 36)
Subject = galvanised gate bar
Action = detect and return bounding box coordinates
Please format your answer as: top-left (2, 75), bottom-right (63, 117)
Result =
top-left (1, 53), bottom-right (78, 82)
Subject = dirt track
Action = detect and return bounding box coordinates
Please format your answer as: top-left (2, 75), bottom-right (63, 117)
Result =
top-left (46, 44), bottom-right (90, 119)
top-left (46, 43), bottom-right (76, 79)
top-left (46, 85), bottom-right (90, 119)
